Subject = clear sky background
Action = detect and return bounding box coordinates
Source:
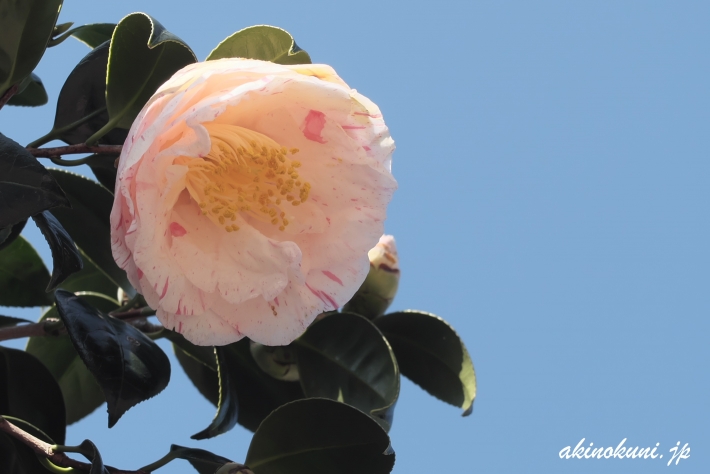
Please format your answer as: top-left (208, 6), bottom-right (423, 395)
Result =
top-left (2, 1), bottom-right (709, 473)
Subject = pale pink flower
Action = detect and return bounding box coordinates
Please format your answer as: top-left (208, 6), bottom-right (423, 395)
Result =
top-left (110, 59), bottom-right (396, 346)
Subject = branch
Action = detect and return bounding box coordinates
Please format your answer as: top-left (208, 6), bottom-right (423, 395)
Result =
top-left (26, 144), bottom-right (122, 158)
top-left (0, 84), bottom-right (19, 111)
top-left (0, 318), bottom-right (64, 342)
top-left (0, 416), bottom-right (146, 474)
top-left (0, 308), bottom-right (160, 342)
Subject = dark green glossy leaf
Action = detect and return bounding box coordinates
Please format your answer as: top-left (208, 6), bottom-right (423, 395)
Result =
top-left (70, 23), bottom-right (116, 49)
top-left (52, 41), bottom-right (127, 147)
top-left (172, 335), bottom-right (303, 432)
top-left (6, 73), bottom-right (47, 106)
top-left (32, 211), bottom-right (82, 291)
top-left (0, 347), bottom-right (66, 443)
top-left (192, 347), bottom-right (240, 440)
top-left (0, 416), bottom-right (56, 474)
top-left (27, 307), bottom-right (106, 425)
top-left (207, 26), bottom-right (311, 64)
top-left (82, 153), bottom-right (118, 190)
top-left (0, 236), bottom-right (52, 307)
top-left (295, 313), bottom-right (399, 431)
top-left (54, 290), bottom-right (170, 427)
top-left (26, 288), bottom-right (115, 425)
top-left (0, 218), bottom-right (26, 251)
top-left (0, 0), bottom-right (62, 94)
top-left (375, 310), bottom-right (476, 416)
top-left (168, 444), bottom-right (235, 474)
top-left (77, 440), bottom-right (105, 474)
top-left (0, 315), bottom-right (31, 327)
top-left (0, 133), bottom-right (68, 228)
top-left (53, 22), bottom-right (74, 37)
top-left (46, 169), bottom-right (132, 294)
top-left (104, 13), bottom-right (196, 131)
top-left (245, 398), bottom-right (395, 474)
top-left (46, 22), bottom-right (75, 48)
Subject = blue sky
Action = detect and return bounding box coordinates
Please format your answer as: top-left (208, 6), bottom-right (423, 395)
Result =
top-left (2, 1), bottom-right (709, 473)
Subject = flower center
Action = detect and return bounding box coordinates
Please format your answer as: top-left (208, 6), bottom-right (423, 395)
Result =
top-left (179, 123), bottom-right (311, 232)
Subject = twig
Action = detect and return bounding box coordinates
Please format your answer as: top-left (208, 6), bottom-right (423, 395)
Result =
top-left (0, 318), bottom-right (64, 342)
top-left (0, 308), bottom-right (159, 342)
top-left (26, 144), bottom-right (122, 158)
top-left (0, 416), bottom-right (146, 474)
top-left (0, 84), bottom-right (19, 110)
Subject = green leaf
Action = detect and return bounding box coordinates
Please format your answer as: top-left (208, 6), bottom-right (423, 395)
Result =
top-left (76, 440), bottom-right (105, 474)
top-left (374, 310), bottom-right (476, 416)
top-left (82, 153), bottom-right (118, 190)
top-left (46, 169), bottom-right (133, 294)
top-left (191, 347), bottom-right (240, 440)
top-left (100, 12), bottom-right (196, 135)
top-left (0, 347), bottom-right (66, 443)
top-left (0, 416), bottom-right (56, 474)
top-left (52, 42), bottom-right (125, 145)
top-left (26, 254), bottom-right (118, 426)
top-left (0, 219), bottom-right (26, 252)
top-left (6, 73), bottom-right (47, 106)
top-left (0, 0), bottom-right (63, 94)
top-left (168, 444), bottom-right (235, 474)
top-left (69, 23), bottom-right (116, 49)
top-left (294, 313), bottom-right (399, 431)
top-left (0, 236), bottom-right (52, 307)
top-left (207, 25), bottom-right (311, 65)
top-left (171, 335), bottom-right (303, 432)
top-left (46, 21), bottom-right (74, 47)
top-left (54, 290), bottom-right (170, 427)
top-left (0, 133), bottom-right (69, 228)
top-left (26, 305), bottom-right (107, 425)
top-left (32, 211), bottom-right (83, 291)
top-left (245, 398), bottom-right (395, 474)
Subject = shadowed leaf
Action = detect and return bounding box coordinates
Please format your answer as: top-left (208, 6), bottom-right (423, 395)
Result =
top-left (295, 313), bottom-right (399, 431)
top-left (0, 347), bottom-right (66, 443)
top-left (171, 334), bottom-right (303, 432)
top-left (191, 347), bottom-right (240, 440)
top-left (32, 211), bottom-right (82, 291)
top-left (0, 133), bottom-right (68, 228)
top-left (0, 219), bottom-right (26, 252)
top-left (0, 236), bottom-right (52, 307)
top-left (246, 398), bottom-right (395, 474)
top-left (7, 73), bottom-right (47, 106)
top-left (375, 310), bottom-right (476, 415)
top-left (46, 169), bottom-right (132, 293)
top-left (54, 290), bottom-right (170, 427)
top-left (0, 0), bottom-right (62, 94)
top-left (70, 23), bottom-right (116, 49)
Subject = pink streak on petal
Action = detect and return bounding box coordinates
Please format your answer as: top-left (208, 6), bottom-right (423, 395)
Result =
top-left (274, 297), bottom-right (280, 306)
top-left (160, 278), bottom-right (170, 299)
top-left (323, 292), bottom-right (338, 308)
top-left (322, 270), bottom-right (344, 286)
top-left (178, 321), bottom-right (183, 333)
top-left (302, 110), bottom-right (327, 143)
top-left (169, 222), bottom-right (187, 237)
top-left (137, 267), bottom-right (144, 279)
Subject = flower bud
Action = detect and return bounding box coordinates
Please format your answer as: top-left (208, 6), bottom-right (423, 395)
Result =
top-left (342, 235), bottom-right (400, 319)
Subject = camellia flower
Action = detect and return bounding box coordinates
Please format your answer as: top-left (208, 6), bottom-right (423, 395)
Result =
top-left (343, 234), bottom-right (400, 319)
top-left (111, 59), bottom-right (396, 346)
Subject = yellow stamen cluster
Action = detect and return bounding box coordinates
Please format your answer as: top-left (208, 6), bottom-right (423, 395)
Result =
top-left (179, 123), bottom-right (311, 232)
